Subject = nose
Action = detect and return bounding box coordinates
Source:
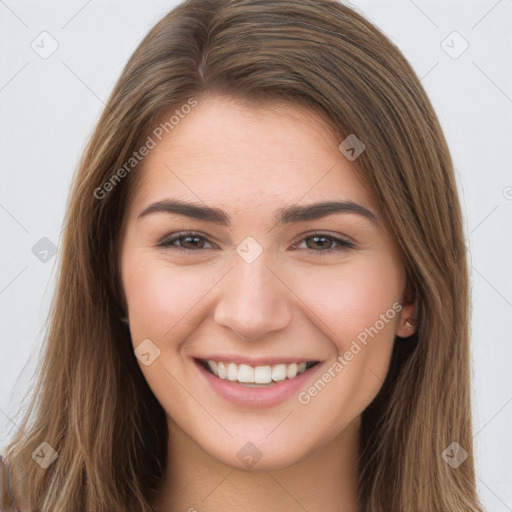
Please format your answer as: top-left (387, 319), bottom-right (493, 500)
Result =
top-left (213, 254), bottom-right (293, 341)
top-left (232, 329), bottom-right (251, 340)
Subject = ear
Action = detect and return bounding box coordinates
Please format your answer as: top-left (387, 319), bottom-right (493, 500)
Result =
top-left (396, 278), bottom-right (417, 338)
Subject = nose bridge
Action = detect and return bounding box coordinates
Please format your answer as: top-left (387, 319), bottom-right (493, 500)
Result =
top-left (213, 247), bottom-right (293, 340)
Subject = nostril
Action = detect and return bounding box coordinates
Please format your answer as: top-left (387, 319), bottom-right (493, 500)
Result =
top-left (232, 329), bottom-right (251, 340)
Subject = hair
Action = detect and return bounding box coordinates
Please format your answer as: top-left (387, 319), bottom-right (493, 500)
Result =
top-left (2, 0), bottom-right (484, 510)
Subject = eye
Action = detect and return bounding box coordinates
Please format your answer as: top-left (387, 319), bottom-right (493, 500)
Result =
top-left (157, 231), bottom-right (216, 254)
top-left (157, 231), bottom-right (355, 255)
top-left (291, 233), bottom-right (356, 255)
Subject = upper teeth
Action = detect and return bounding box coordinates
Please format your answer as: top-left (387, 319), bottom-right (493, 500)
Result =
top-left (206, 360), bottom-right (310, 384)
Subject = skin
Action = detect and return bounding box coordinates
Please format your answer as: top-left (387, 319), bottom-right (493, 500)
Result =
top-left (119, 94), bottom-right (415, 512)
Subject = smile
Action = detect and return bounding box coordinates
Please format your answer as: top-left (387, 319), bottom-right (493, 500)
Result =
top-left (199, 359), bottom-right (319, 386)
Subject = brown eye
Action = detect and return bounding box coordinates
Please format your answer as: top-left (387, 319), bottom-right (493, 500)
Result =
top-left (157, 231), bottom-right (355, 256)
top-left (293, 233), bottom-right (355, 255)
top-left (158, 232), bottom-right (214, 253)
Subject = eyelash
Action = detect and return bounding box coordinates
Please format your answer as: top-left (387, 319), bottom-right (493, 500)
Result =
top-left (157, 231), bottom-right (356, 255)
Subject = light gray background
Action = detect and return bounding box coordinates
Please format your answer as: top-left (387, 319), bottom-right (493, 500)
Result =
top-left (1, 1), bottom-right (511, 509)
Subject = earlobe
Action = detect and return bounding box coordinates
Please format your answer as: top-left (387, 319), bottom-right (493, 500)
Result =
top-left (396, 278), bottom-right (417, 338)
top-left (396, 314), bottom-right (416, 338)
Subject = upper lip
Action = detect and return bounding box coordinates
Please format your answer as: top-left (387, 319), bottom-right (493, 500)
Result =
top-left (194, 356), bottom-right (320, 366)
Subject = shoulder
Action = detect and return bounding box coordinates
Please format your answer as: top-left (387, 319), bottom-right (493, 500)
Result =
top-left (0, 454), bottom-right (21, 512)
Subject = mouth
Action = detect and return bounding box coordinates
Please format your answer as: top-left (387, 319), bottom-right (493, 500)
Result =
top-left (196, 358), bottom-right (320, 387)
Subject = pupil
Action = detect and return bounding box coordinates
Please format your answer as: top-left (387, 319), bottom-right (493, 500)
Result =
top-left (184, 236), bottom-right (200, 248)
top-left (310, 236), bottom-right (328, 249)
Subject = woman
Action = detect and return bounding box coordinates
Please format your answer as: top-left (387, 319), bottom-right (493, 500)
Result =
top-left (1, 0), bottom-right (485, 510)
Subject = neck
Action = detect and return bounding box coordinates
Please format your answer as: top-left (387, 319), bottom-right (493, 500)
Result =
top-left (150, 416), bottom-right (361, 512)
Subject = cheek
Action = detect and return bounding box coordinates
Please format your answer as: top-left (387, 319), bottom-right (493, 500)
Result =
top-left (295, 254), bottom-right (402, 336)
top-left (122, 255), bottom-right (213, 344)
top-left (292, 255), bottom-right (402, 393)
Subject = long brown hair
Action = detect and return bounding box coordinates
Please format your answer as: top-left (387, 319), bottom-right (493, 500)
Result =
top-left (3, 0), bottom-right (484, 510)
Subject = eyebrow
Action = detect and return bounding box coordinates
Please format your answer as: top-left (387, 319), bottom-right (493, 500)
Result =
top-left (136, 199), bottom-right (377, 228)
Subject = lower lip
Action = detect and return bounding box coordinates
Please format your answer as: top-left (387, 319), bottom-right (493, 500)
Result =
top-left (194, 359), bottom-right (321, 409)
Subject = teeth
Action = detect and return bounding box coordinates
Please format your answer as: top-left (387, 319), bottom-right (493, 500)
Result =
top-left (217, 362), bottom-right (227, 379)
top-left (208, 360), bottom-right (218, 375)
top-left (227, 363), bottom-right (238, 382)
top-left (205, 359), bottom-right (312, 384)
top-left (286, 363), bottom-right (298, 379)
top-left (238, 364), bottom-right (254, 383)
top-left (272, 364), bottom-right (287, 382)
top-left (255, 365), bottom-right (272, 383)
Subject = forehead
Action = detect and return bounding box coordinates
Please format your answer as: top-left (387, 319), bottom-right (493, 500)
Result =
top-left (126, 95), bottom-right (375, 217)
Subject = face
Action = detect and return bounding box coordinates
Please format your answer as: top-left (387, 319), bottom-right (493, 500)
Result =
top-left (119, 95), bottom-right (415, 471)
